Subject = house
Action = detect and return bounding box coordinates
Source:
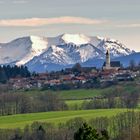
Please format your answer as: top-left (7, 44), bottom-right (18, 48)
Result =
top-left (115, 73), bottom-right (134, 81)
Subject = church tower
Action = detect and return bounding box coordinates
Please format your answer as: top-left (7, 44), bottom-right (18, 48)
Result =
top-left (103, 49), bottom-right (121, 70)
top-left (105, 49), bottom-right (110, 68)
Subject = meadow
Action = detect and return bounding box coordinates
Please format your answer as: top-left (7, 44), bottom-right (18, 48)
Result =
top-left (21, 82), bottom-right (139, 99)
top-left (22, 88), bottom-right (106, 99)
top-left (17, 83), bottom-right (140, 110)
top-left (0, 109), bottom-right (126, 129)
top-left (1, 83), bottom-right (138, 130)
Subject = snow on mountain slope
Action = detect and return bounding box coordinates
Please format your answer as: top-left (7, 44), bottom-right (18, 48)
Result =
top-left (16, 36), bottom-right (48, 65)
top-left (94, 37), bottom-right (133, 57)
top-left (0, 33), bottom-right (135, 72)
top-left (34, 43), bottom-right (103, 65)
top-left (0, 37), bottom-right (31, 64)
top-left (61, 34), bottom-right (90, 45)
top-left (0, 36), bottom-right (49, 65)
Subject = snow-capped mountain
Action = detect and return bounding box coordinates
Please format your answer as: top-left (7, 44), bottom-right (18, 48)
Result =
top-left (0, 34), bottom-right (135, 72)
top-left (0, 36), bottom-right (47, 65)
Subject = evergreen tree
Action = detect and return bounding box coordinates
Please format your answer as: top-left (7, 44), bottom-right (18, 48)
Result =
top-left (74, 123), bottom-right (109, 140)
top-left (33, 125), bottom-right (46, 140)
top-left (72, 63), bottom-right (82, 73)
top-left (0, 65), bottom-right (31, 83)
top-left (0, 67), bottom-right (7, 83)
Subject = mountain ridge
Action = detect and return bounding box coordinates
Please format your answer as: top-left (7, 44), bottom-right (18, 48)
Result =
top-left (0, 34), bottom-right (136, 72)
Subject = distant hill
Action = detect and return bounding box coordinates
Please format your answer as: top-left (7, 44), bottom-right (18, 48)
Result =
top-left (114, 52), bottom-right (140, 67)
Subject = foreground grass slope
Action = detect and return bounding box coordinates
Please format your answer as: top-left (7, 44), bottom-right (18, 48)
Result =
top-left (0, 109), bottom-right (126, 129)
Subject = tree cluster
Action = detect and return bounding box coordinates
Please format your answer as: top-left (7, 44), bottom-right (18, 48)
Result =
top-left (0, 65), bottom-right (31, 83)
top-left (74, 123), bottom-right (109, 140)
top-left (0, 92), bottom-right (67, 116)
top-left (82, 88), bottom-right (139, 110)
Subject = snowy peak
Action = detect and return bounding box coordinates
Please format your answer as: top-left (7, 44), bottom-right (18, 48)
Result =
top-left (61, 34), bottom-right (90, 45)
top-left (30, 35), bottom-right (48, 52)
top-left (0, 34), bottom-right (136, 72)
top-left (0, 36), bottom-right (49, 65)
top-left (16, 36), bottom-right (48, 66)
top-left (0, 37), bottom-right (32, 64)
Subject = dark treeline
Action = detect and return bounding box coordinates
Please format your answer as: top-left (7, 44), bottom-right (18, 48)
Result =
top-left (0, 111), bottom-right (139, 140)
top-left (0, 93), bottom-right (67, 116)
top-left (0, 65), bottom-right (31, 83)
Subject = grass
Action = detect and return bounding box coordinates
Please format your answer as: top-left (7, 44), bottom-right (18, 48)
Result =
top-left (66, 99), bottom-right (90, 109)
top-left (59, 89), bottom-right (104, 99)
top-left (16, 83), bottom-right (140, 100)
top-left (17, 85), bottom-right (140, 109)
top-left (21, 88), bottom-right (109, 99)
top-left (0, 109), bottom-right (127, 129)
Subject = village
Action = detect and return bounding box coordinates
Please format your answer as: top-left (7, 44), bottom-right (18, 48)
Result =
top-left (8, 50), bottom-right (140, 90)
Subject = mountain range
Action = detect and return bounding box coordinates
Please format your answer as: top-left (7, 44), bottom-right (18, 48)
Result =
top-left (0, 34), bottom-right (139, 72)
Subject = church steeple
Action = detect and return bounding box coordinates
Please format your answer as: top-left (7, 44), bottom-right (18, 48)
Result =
top-left (106, 49), bottom-right (110, 68)
top-left (103, 48), bottom-right (121, 71)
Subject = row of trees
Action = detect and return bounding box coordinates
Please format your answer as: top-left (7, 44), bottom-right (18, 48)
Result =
top-left (0, 92), bottom-right (67, 116)
top-left (0, 85), bottom-right (139, 116)
top-left (82, 90), bottom-right (139, 110)
top-left (0, 111), bottom-right (139, 140)
top-left (0, 65), bottom-right (31, 83)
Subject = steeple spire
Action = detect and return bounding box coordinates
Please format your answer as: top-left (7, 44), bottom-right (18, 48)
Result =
top-left (106, 49), bottom-right (110, 68)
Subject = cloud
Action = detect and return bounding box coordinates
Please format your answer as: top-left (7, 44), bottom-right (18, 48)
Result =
top-left (117, 24), bottom-right (140, 28)
top-left (0, 17), bottom-right (108, 27)
top-left (12, 0), bottom-right (30, 4)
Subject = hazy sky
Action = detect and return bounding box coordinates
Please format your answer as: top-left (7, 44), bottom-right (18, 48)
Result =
top-left (0, 0), bottom-right (140, 51)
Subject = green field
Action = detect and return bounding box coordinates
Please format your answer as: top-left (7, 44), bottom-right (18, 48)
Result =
top-left (20, 83), bottom-right (139, 100)
top-left (59, 89), bottom-right (104, 99)
top-left (66, 99), bottom-right (90, 109)
top-left (0, 109), bottom-right (127, 129)
top-left (21, 88), bottom-right (109, 99)
top-left (18, 84), bottom-right (140, 110)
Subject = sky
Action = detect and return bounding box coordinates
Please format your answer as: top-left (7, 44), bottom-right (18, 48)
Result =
top-left (0, 0), bottom-right (140, 51)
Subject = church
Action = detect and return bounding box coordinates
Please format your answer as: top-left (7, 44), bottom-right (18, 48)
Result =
top-left (103, 49), bottom-right (121, 70)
